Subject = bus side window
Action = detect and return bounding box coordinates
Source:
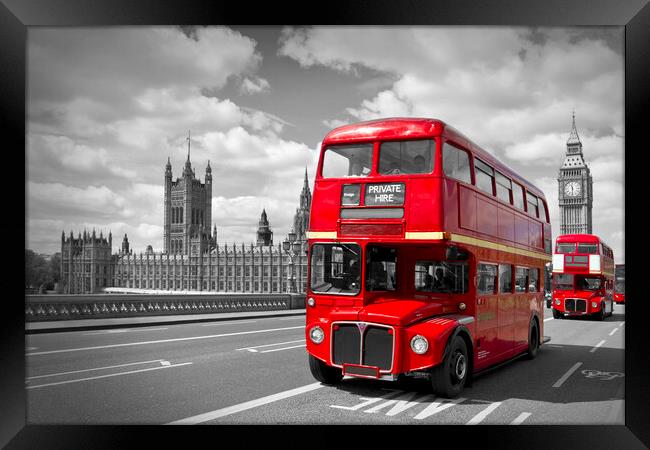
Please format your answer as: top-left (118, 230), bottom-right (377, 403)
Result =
top-left (474, 158), bottom-right (495, 195)
top-left (499, 264), bottom-right (513, 293)
top-left (513, 182), bottom-right (525, 210)
top-left (528, 268), bottom-right (539, 292)
top-left (477, 263), bottom-right (497, 295)
top-left (442, 142), bottom-right (471, 184)
top-left (515, 267), bottom-right (528, 292)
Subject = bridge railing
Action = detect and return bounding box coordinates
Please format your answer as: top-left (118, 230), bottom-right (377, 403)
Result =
top-left (25, 292), bottom-right (306, 321)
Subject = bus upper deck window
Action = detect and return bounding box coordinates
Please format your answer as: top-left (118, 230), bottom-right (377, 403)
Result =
top-left (322, 144), bottom-right (373, 178)
top-left (378, 140), bottom-right (434, 175)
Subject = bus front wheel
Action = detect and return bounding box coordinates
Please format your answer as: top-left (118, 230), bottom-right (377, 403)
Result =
top-left (552, 309), bottom-right (562, 319)
top-left (431, 336), bottom-right (468, 398)
top-left (308, 354), bottom-right (343, 385)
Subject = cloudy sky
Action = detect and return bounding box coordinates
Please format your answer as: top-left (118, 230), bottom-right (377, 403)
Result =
top-left (26, 26), bottom-right (624, 263)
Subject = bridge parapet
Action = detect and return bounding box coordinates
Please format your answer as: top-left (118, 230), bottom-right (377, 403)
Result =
top-left (25, 292), bottom-right (305, 321)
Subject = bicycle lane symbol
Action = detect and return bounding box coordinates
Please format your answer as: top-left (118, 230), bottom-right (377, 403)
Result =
top-left (581, 369), bottom-right (624, 381)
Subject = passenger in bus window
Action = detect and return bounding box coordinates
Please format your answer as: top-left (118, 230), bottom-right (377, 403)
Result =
top-left (349, 160), bottom-right (363, 176)
top-left (423, 273), bottom-right (434, 291)
top-left (433, 267), bottom-right (448, 291)
top-left (413, 155), bottom-right (426, 173)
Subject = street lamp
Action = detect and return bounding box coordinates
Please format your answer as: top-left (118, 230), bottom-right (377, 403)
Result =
top-left (283, 230), bottom-right (304, 293)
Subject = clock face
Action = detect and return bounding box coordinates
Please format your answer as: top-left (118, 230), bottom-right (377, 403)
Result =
top-left (564, 181), bottom-right (581, 197)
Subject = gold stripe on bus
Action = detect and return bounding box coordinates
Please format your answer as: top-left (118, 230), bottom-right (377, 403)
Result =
top-left (404, 232), bottom-right (448, 240)
top-left (448, 233), bottom-right (552, 262)
top-left (306, 231), bottom-right (337, 239)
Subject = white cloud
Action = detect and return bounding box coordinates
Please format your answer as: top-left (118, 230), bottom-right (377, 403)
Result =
top-left (240, 76), bottom-right (271, 95)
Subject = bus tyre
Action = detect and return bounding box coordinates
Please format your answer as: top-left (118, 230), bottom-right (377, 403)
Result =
top-left (596, 303), bottom-right (606, 321)
top-left (431, 336), bottom-right (468, 398)
top-left (552, 309), bottom-right (562, 319)
top-left (308, 354), bottom-right (343, 385)
top-left (526, 320), bottom-right (539, 360)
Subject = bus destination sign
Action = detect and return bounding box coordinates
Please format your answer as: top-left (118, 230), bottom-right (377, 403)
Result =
top-left (365, 183), bottom-right (405, 206)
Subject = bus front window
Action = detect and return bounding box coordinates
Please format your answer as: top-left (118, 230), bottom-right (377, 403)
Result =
top-left (322, 144), bottom-right (373, 178)
top-left (378, 139), bottom-right (434, 175)
top-left (366, 246), bottom-right (397, 291)
top-left (554, 273), bottom-right (574, 291)
top-left (576, 276), bottom-right (602, 291)
top-left (310, 244), bottom-right (361, 295)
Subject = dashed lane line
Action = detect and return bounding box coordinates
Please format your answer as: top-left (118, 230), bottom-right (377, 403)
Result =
top-left (553, 362), bottom-right (583, 388)
top-left (26, 362), bottom-right (192, 389)
top-left (236, 339), bottom-right (305, 352)
top-left (511, 412), bottom-right (532, 425)
top-left (466, 402), bottom-right (502, 424)
top-left (168, 382), bottom-right (324, 424)
top-left (609, 328), bottom-right (619, 336)
top-left (260, 344), bottom-right (306, 353)
top-left (590, 340), bottom-right (606, 353)
top-left (25, 325), bottom-right (305, 356)
top-left (27, 359), bottom-right (167, 379)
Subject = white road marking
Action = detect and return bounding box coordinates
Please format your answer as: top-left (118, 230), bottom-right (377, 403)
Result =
top-left (26, 347), bottom-right (38, 351)
top-left (202, 320), bottom-right (257, 327)
top-left (553, 362), bottom-right (583, 388)
top-left (169, 382), bottom-right (323, 424)
top-left (26, 362), bottom-right (193, 389)
top-left (260, 344), bottom-right (306, 353)
top-left (363, 392), bottom-right (433, 416)
top-left (544, 317), bottom-right (554, 322)
top-left (26, 359), bottom-right (166, 379)
top-left (331, 390), bottom-right (403, 411)
top-left (276, 317), bottom-right (306, 321)
top-left (413, 397), bottom-right (466, 420)
top-left (511, 412), bottom-right (532, 424)
top-left (82, 327), bottom-right (169, 335)
top-left (236, 339), bottom-right (305, 352)
top-left (466, 402), bottom-right (502, 424)
top-left (609, 328), bottom-right (619, 336)
top-left (590, 340), bottom-right (606, 353)
top-left (26, 325), bottom-right (305, 356)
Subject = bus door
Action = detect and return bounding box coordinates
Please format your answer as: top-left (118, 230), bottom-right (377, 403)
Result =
top-left (513, 267), bottom-right (530, 350)
top-left (497, 264), bottom-right (516, 357)
top-left (476, 263), bottom-right (499, 365)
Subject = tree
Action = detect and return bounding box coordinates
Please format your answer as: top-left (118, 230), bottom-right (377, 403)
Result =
top-left (25, 249), bottom-right (51, 292)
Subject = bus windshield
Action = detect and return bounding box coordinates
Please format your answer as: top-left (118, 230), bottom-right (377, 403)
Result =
top-left (616, 281), bottom-right (625, 294)
top-left (310, 243), bottom-right (361, 295)
top-left (554, 273), bottom-right (574, 290)
top-left (378, 139), bottom-right (434, 175)
top-left (322, 144), bottom-right (373, 178)
top-left (366, 246), bottom-right (397, 291)
top-left (576, 275), bottom-right (602, 291)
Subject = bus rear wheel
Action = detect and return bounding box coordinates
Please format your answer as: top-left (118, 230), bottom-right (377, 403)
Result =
top-left (526, 319), bottom-right (539, 359)
top-left (308, 354), bottom-right (343, 385)
top-left (431, 336), bottom-right (468, 398)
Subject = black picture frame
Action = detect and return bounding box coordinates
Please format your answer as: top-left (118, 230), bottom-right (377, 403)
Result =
top-left (3, 0), bottom-right (648, 447)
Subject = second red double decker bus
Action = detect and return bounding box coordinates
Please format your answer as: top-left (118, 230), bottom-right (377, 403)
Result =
top-left (551, 234), bottom-right (615, 320)
top-left (305, 118), bottom-right (552, 398)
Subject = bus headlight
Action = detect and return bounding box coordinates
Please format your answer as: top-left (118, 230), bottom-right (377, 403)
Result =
top-left (592, 302), bottom-right (598, 308)
top-left (307, 297), bottom-right (315, 307)
top-left (555, 299), bottom-right (561, 305)
top-left (410, 335), bottom-right (429, 355)
top-left (309, 326), bottom-right (324, 344)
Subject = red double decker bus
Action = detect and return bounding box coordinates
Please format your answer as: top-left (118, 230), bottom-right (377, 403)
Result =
top-left (614, 264), bottom-right (625, 304)
top-left (305, 118), bottom-right (552, 397)
top-left (551, 234), bottom-right (615, 320)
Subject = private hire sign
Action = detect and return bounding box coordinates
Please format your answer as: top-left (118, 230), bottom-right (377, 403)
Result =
top-left (365, 183), bottom-right (405, 206)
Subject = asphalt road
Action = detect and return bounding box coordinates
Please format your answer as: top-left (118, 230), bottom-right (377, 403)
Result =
top-left (25, 305), bottom-right (625, 425)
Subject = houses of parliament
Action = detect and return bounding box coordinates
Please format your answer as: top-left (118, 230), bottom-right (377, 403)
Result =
top-left (60, 142), bottom-right (312, 295)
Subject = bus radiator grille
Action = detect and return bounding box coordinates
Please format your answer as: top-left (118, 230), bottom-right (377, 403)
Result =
top-left (332, 323), bottom-right (393, 371)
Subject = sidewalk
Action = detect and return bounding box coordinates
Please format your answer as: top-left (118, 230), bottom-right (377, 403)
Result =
top-left (26, 309), bottom-right (306, 334)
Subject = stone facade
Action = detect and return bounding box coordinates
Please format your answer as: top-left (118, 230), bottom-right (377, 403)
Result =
top-left (60, 153), bottom-right (311, 294)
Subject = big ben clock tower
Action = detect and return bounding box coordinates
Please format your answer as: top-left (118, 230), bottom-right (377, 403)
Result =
top-left (558, 112), bottom-right (593, 234)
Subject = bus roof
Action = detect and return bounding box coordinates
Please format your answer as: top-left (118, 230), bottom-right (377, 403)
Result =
top-left (322, 117), bottom-right (547, 201)
top-left (556, 234), bottom-right (609, 246)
